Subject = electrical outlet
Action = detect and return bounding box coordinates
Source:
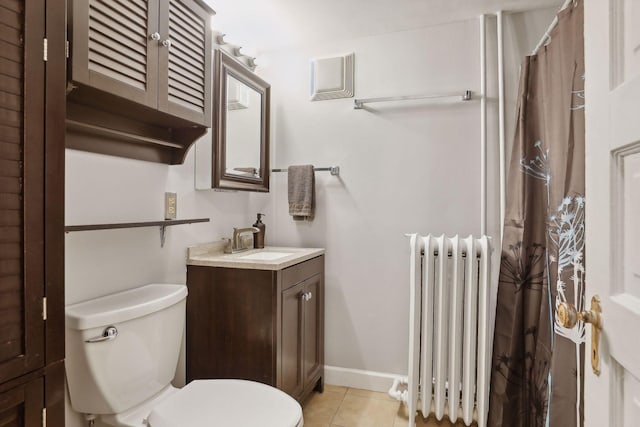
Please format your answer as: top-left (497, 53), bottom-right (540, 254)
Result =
top-left (165, 192), bottom-right (177, 220)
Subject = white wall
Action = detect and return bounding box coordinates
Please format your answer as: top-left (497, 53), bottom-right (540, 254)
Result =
top-left (64, 7), bottom-right (556, 426)
top-left (258, 9), bottom-right (556, 383)
top-left (259, 20), bottom-right (483, 380)
top-left (64, 148), bottom-right (270, 426)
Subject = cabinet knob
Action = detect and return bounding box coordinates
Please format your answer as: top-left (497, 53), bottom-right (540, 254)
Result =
top-left (162, 39), bottom-right (173, 48)
top-left (300, 291), bottom-right (313, 301)
top-left (149, 32), bottom-right (161, 41)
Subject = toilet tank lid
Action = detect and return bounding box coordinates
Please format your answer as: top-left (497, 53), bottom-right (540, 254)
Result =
top-left (66, 284), bottom-right (188, 330)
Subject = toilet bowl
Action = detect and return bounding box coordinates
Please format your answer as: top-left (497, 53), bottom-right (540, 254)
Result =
top-left (65, 284), bottom-right (303, 427)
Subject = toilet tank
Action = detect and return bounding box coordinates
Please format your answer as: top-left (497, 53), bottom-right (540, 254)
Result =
top-left (65, 284), bottom-right (188, 415)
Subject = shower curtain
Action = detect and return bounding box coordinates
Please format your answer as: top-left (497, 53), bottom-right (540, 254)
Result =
top-left (488, 2), bottom-right (584, 427)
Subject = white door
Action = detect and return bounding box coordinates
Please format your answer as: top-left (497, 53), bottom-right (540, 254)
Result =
top-left (584, 0), bottom-right (640, 426)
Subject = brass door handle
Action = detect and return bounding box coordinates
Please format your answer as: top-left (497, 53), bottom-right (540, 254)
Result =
top-left (557, 295), bottom-right (602, 375)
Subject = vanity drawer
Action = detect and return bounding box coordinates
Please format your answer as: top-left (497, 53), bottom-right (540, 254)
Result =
top-left (282, 256), bottom-right (324, 291)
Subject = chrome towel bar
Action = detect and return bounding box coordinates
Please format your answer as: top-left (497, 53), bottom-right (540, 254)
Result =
top-left (354, 90), bottom-right (473, 109)
top-left (271, 166), bottom-right (340, 176)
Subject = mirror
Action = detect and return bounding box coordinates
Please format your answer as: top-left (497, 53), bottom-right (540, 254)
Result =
top-left (212, 49), bottom-right (270, 191)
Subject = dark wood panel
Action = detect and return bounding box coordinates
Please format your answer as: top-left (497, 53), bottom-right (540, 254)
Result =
top-left (0, 228), bottom-right (19, 244)
top-left (0, 160), bottom-right (20, 177)
top-left (0, 177), bottom-right (21, 194)
top-left (90, 1), bottom-right (147, 36)
top-left (0, 41), bottom-right (21, 64)
top-left (186, 265), bottom-right (278, 385)
top-left (281, 282), bottom-right (303, 397)
top-left (167, 27), bottom-right (204, 60)
top-left (282, 256), bottom-right (324, 290)
top-left (167, 69), bottom-right (204, 96)
top-left (0, 58), bottom-right (22, 80)
top-left (0, 211), bottom-right (20, 227)
top-left (44, 0), bottom-right (67, 366)
top-left (45, 362), bottom-right (65, 426)
top-left (157, 0), bottom-right (211, 126)
top-left (0, 0), bottom-right (46, 386)
top-left (0, 276), bottom-right (20, 293)
top-left (0, 6), bottom-right (21, 30)
top-left (0, 1), bottom-right (23, 14)
top-left (0, 76), bottom-right (22, 97)
top-left (0, 23), bottom-right (21, 47)
top-left (0, 129), bottom-right (21, 146)
top-left (112, 0), bottom-right (147, 21)
top-left (0, 244), bottom-right (20, 261)
top-left (0, 341), bottom-right (21, 367)
top-left (186, 256), bottom-right (325, 403)
top-left (88, 18), bottom-right (147, 56)
top-left (167, 62), bottom-right (203, 90)
top-left (303, 275), bottom-right (323, 391)
top-left (0, 259), bottom-right (20, 277)
top-left (167, 44), bottom-right (204, 73)
top-left (0, 376), bottom-right (43, 427)
top-left (169, 0), bottom-right (204, 38)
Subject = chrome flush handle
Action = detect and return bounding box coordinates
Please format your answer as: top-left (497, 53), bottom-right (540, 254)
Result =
top-left (85, 326), bottom-right (118, 343)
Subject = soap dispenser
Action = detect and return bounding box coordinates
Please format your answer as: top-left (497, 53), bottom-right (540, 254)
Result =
top-left (253, 213), bottom-right (266, 249)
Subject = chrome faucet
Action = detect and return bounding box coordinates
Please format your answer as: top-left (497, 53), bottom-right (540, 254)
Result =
top-left (224, 227), bottom-right (260, 253)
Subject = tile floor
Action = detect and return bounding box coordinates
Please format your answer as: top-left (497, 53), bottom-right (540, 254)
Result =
top-left (302, 385), bottom-right (475, 427)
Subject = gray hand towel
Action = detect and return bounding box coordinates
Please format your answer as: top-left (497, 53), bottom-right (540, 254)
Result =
top-left (288, 165), bottom-right (315, 221)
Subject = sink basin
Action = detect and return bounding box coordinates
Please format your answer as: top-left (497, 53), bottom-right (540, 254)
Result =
top-left (236, 251), bottom-right (294, 261)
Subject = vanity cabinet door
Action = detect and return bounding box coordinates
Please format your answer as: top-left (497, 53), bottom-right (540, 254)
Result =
top-left (69, 0), bottom-right (160, 108)
top-left (157, 0), bottom-right (212, 126)
top-left (281, 283), bottom-right (304, 398)
top-left (0, 377), bottom-right (44, 427)
top-left (281, 271), bottom-right (324, 400)
top-left (302, 274), bottom-right (323, 389)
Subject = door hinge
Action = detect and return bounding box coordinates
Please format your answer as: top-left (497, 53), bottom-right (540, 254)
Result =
top-left (65, 40), bottom-right (69, 58)
top-left (42, 408), bottom-right (46, 427)
top-left (43, 38), bottom-right (48, 61)
top-left (42, 297), bottom-right (47, 321)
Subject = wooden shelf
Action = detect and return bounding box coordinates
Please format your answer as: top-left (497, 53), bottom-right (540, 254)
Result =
top-left (65, 218), bottom-right (210, 232)
top-left (65, 218), bottom-right (210, 247)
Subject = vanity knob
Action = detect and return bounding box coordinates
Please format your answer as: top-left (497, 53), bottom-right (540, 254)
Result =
top-left (149, 32), bottom-right (161, 41)
top-left (162, 39), bottom-right (173, 48)
top-left (301, 291), bottom-right (313, 301)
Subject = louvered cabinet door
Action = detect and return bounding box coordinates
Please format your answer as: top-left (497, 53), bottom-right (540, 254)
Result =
top-left (69, 0), bottom-right (160, 108)
top-left (158, 0), bottom-right (211, 126)
top-left (0, 377), bottom-right (44, 427)
top-left (0, 0), bottom-right (45, 384)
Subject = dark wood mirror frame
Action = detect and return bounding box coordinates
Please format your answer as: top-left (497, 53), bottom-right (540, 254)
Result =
top-left (213, 50), bottom-right (271, 192)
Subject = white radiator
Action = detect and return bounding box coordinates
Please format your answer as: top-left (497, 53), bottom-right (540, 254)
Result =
top-left (402, 234), bottom-right (492, 427)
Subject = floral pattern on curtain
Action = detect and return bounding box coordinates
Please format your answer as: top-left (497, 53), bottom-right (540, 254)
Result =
top-left (488, 2), bottom-right (585, 427)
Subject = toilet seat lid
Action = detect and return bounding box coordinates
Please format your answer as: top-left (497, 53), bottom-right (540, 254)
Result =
top-left (148, 380), bottom-right (302, 427)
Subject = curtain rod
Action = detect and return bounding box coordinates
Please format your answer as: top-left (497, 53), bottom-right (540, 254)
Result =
top-left (531, 0), bottom-right (575, 55)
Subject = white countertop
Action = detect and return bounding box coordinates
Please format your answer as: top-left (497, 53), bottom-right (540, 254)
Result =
top-left (187, 242), bottom-right (325, 271)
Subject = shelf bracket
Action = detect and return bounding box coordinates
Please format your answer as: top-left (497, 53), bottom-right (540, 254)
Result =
top-left (160, 225), bottom-right (167, 248)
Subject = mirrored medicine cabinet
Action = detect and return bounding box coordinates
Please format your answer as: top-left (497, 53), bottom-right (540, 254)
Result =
top-left (195, 49), bottom-right (271, 192)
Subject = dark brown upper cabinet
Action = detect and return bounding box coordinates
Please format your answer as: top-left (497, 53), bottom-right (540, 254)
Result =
top-left (66, 0), bottom-right (214, 164)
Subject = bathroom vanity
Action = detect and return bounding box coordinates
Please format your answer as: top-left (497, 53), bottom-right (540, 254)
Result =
top-left (186, 245), bottom-right (325, 402)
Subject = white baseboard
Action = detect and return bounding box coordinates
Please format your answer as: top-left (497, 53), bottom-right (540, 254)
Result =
top-left (324, 365), bottom-right (405, 393)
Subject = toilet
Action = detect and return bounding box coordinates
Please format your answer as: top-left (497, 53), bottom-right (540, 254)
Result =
top-left (65, 284), bottom-right (303, 427)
